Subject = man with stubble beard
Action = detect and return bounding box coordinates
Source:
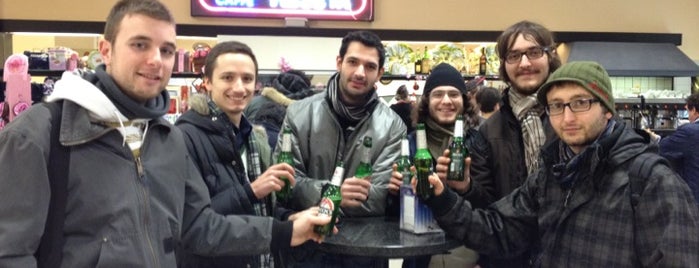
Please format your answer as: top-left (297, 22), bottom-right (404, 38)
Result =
top-left (468, 20), bottom-right (561, 267)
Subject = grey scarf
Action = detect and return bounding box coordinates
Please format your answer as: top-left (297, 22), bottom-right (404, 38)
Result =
top-left (85, 64), bottom-right (170, 120)
top-left (326, 73), bottom-right (378, 125)
top-left (509, 89), bottom-right (546, 175)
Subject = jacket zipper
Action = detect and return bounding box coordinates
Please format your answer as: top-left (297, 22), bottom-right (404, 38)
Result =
top-left (134, 139), bottom-right (160, 268)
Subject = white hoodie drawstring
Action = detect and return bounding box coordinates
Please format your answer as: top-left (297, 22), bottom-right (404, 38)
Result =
top-left (141, 121), bottom-right (149, 148)
top-left (115, 110), bottom-right (127, 146)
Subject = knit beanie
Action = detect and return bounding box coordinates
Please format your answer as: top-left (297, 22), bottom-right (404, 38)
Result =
top-left (537, 61), bottom-right (616, 115)
top-left (423, 63), bottom-right (467, 97)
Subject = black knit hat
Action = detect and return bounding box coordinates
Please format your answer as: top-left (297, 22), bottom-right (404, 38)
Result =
top-left (423, 63), bottom-right (467, 97)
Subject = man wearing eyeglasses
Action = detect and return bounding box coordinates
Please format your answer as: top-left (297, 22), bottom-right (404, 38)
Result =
top-left (388, 63), bottom-right (490, 268)
top-left (467, 20), bottom-right (561, 267)
top-left (419, 61), bottom-right (699, 267)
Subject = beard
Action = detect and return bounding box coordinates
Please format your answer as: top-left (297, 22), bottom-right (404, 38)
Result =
top-left (511, 81), bottom-right (541, 96)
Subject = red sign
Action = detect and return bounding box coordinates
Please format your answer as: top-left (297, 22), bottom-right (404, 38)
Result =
top-left (191, 0), bottom-right (373, 21)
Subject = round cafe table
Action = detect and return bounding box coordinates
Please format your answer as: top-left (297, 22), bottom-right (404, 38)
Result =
top-left (319, 216), bottom-right (461, 258)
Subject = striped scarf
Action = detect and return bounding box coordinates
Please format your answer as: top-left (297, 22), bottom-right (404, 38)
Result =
top-left (243, 130), bottom-right (274, 268)
top-left (509, 89), bottom-right (547, 175)
top-left (209, 100), bottom-right (273, 268)
top-left (326, 73), bottom-right (378, 125)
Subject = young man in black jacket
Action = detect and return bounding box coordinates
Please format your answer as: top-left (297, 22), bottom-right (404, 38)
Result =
top-left (468, 20), bottom-right (561, 267)
top-left (0, 1), bottom-right (330, 267)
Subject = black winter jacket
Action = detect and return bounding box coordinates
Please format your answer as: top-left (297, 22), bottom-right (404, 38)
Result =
top-left (176, 106), bottom-right (292, 268)
top-left (475, 89), bottom-right (556, 200)
top-left (471, 88), bottom-right (556, 267)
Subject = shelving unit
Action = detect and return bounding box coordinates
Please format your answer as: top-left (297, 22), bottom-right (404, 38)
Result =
top-left (615, 97), bottom-right (685, 104)
top-left (0, 69), bottom-right (204, 79)
top-left (380, 74), bottom-right (499, 81)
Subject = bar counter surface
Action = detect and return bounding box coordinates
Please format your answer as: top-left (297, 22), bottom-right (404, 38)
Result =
top-left (319, 216), bottom-right (461, 258)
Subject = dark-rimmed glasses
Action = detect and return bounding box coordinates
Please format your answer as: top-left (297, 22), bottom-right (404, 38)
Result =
top-left (505, 46), bottom-right (551, 64)
top-left (546, 99), bottom-right (600, 115)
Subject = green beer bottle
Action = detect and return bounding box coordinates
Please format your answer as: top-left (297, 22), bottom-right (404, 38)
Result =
top-left (414, 123), bottom-right (434, 199)
top-left (396, 134), bottom-right (412, 185)
top-left (314, 161), bottom-right (345, 237)
top-left (276, 126), bottom-right (293, 201)
top-left (355, 136), bottom-right (373, 179)
top-left (447, 115), bottom-right (469, 181)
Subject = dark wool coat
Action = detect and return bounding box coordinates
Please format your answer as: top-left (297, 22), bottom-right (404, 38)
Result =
top-left (427, 121), bottom-right (699, 267)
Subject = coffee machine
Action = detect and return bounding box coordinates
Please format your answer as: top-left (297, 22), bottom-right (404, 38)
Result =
top-left (615, 95), bottom-right (685, 137)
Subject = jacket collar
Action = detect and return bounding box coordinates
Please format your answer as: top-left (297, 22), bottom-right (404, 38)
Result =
top-left (541, 120), bottom-right (651, 189)
top-left (58, 100), bottom-right (172, 146)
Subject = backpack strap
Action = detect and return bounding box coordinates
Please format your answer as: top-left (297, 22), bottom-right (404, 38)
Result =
top-left (35, 101), bottom-right (70, 268)
top-left (628, 152), bottom-right (668, 208)
top-left (627, 152), bottom-right (668, 266)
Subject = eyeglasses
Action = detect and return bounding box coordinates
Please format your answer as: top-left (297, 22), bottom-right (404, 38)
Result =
top-left (430, 90), bottom-right (462, 100)
top-left (546, 98), bottom-right (600, 115)
top-left (505, 46), bottom-right (551, 64)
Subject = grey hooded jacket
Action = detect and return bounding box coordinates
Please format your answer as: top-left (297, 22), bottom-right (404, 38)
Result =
top-left (0, 73), bottom-right (291, 268)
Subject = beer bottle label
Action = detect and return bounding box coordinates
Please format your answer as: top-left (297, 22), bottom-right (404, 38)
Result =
top-left (318, 197), bottom-right (334, 217)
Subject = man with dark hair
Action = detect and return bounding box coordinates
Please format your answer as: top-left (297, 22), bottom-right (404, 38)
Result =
top-left (475, 86), bottom-right (501, 122)
top-left (176, 41), bottom-right (327, 268)
top-left (0, 1), bottom-right (329, 267)
top-left (657, 92), bottom-right (699, 204)
top-left (277, 30), bottom-right (405, 267)
top-left (423, 61), bottom-right (699, 267)
top-left (469, 20), bottom-right (561, 266)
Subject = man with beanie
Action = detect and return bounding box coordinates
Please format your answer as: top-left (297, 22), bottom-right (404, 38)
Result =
top-left (0, 1), bottom-right (330, 267)
top-left (469, 21), bottom-right (560, 267)
top-left (388, 63), bottom-right (493, 268)
top-left (419, 61), bottom-right (699, 267)
top-left (276, 30), bottom-right (405, 267)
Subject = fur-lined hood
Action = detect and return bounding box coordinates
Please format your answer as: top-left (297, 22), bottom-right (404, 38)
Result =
top-left (260, 87), bottom-right (294, 107)
top-left (187, 93), bottom-right (211, 116)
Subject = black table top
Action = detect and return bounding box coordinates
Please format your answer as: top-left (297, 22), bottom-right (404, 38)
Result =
top-left (319, 217), bottom-right (461, 258)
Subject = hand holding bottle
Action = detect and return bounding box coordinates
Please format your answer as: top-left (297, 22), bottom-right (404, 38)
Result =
top-left (410, 166), bottom-right (445, 197)
top-left (290, 206), bottom-right (337, 245)
top-left (435, 149), bottom-right (472, 194)
top-left (250, 163), bottom-right (295, 200)
top-left (388, 163), bottom-right (404, 196)
top-left (340, 177), bottom-right (371, 207)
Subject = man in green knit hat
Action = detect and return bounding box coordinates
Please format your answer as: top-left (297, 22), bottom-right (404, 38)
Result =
top-left (420, 61), bottom-right (699, 266)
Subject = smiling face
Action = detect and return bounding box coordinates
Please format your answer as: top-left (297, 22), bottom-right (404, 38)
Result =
top-left (547, 83), bottom-right (612, 154)
top-left (428, 86), bottom-right (464, 125)
top-left (100, 14), bottom-right (176, 103)
top-left (505, 34), bottom-right (551, 96)
top-left (206, 52), bottom-right (256, 126)
top-left (336, 41), bottom-right (384, 106)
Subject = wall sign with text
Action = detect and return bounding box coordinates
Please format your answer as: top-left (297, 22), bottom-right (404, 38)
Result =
top-left (191, 0), bottom-right (374, 21)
